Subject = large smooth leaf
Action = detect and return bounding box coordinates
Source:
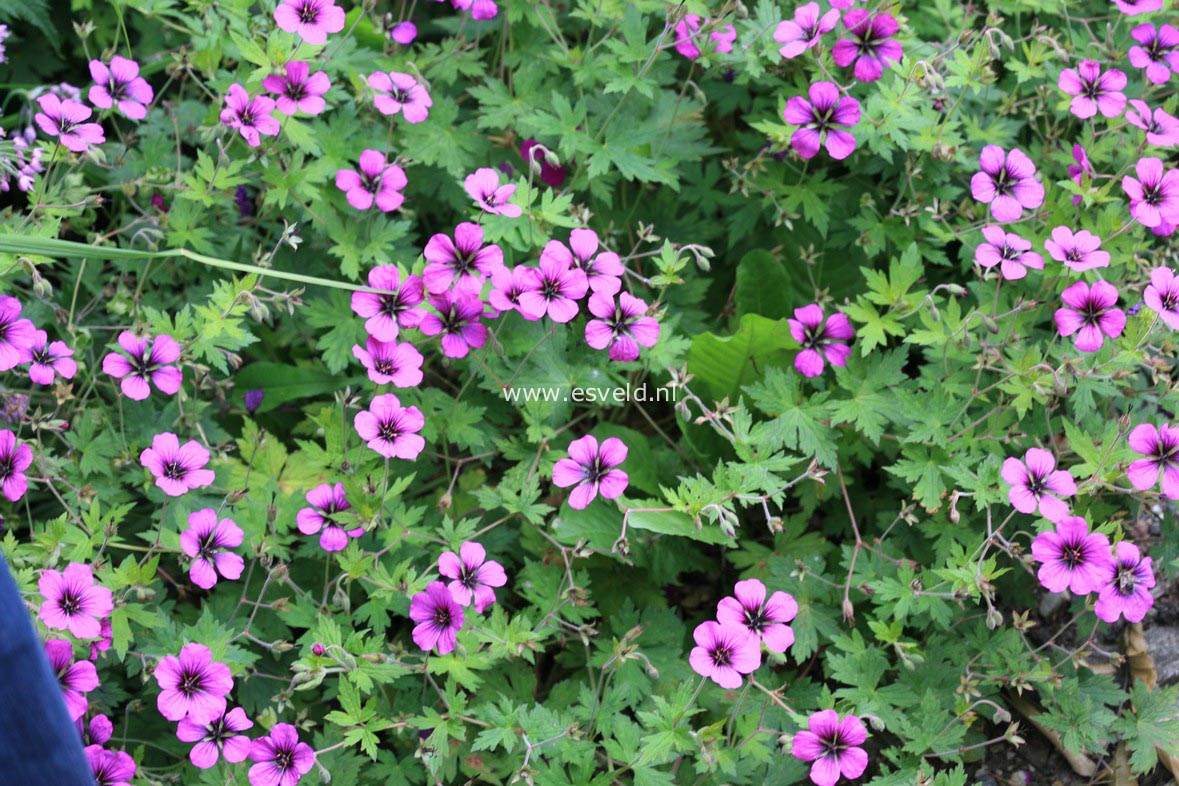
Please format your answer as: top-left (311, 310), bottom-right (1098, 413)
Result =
top-left (686, 313), bottom-right (796, 402)
top-left (234, 362), bottom-right (364, 413)
top-left (735, 250), bottom-right (794, 321)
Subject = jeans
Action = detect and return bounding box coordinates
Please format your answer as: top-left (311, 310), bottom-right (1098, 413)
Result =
top-left (0, 554), bottom-right (95, 785)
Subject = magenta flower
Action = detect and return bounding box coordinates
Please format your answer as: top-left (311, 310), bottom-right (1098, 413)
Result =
top-left (832, 10), bottom-right (902, 82)
top-left (1094, 542), bottom-right (1156, 623)
top-left (673, 14), bottom-right (737, 60)
top-left (555, 229), bottom-right (624, 295)
top-left (1057, 60), bottom-right (1126, 119)
top-left (774, 2), bottom-right (839, 59)
top-left (0, 429), bottom-right (32, 501)
top-left (390, 21), bottom-right (417, 44)
top-left (296, 482), bottom-right (363, 551)
top-left (154, 643), bottom-right (233, 725)
top-left (1122, 156), bottom-right (1179, 228)
top-left (518, 247), bottom-right (589, 323)
top-left (716, 579), bottom-right (798, 653)
top-left (140, 432), bottom-right (216, 496)
top-left (335, 149), bottom-right (407, 212)
top-left (86, 715), bottom-right (114, 746)
top-left (1031, 516), bottom-right (1114, 595)
top-left (520, 138), bottom-right (568, 187)
top-left (585, 292), bottom-right (660, 362)
top-left (688, 621), bottom-right (761, 689)
top-left (368, 71), bottom-right (432, 123)
top-left (1126, 100), bottom-right (1179, 147)
top-left (89, 618), bottom-right (113, 661)
top-left (354, 393), bottom-right (426, 460)
top-left (177, 707), bottom-right (254, 769)
top-left (465, 167), bottom-right (521, 217)
top-left (1044, 227), bottom-right (1109, 272)
top-left (220, 84), bottom-right (280, 148)
top-left (488, 264), bottom-right (541, 318)
top-left (44, 639), bottom-right (99, 721)
top-left (423, 222), bottom-right (503, 293)
top-left (1144, 267), bottom-right (1179, 329)
top-left (970, 145), bottom-right (1044, 223)
top-left (351, 266), bottom-right (426, 341)
top-left (101, 331), bottom-right (182, 400)
top-left (88, 56), bottom-right (153, 120)
top-left (0, 295), bottom-right (35, 371)
top-left (788, 304), bottom-right (854, 378)
top-left (1054, 280), bottom-right (1125, 352)
top-left (273, 0), bottom-right (345, 44)
top-left (180, 509), bottom-right (245, 590)
top-left (783, 82), bottom-right (860, 161)
top-left (409, 580), bottom-right (465, 654)
top-left (791, 710), bottom-right (870, 786)
top-left (1001, 448), bottom-right (1076, 522)
top-left (438, 541), bottom-right (508, 613)
top-left (262, 61), bottom-right (330, 116)
top-left (1068, 144), bottom-right (1092, 207)
top-left (352, 338), bottom-right (424, 387)
top-left (974, 226), bottom-right (1043, 280)
top-left (552, 435), bottom-right (628, 510)
top-left (418, 291), bottom-right (489, 358)
top-left (248, 723), bottom-right (315, 786)
top-left (1127, 422), bottom-right (1179, 498)
top-left (1116, 0), bottom-right (1163, 13)
top-left (451, 0), bottom-right (499, 20)
top-left (38, 562), bottom-right (113, 639)
top-left (21, 330), bottom-right (77, 384)
top-left (1128, 23), bottom-right (1179, 84)
top-left (34, 94), bottom-right (105, 152)
top-left (85, 746), bottom-right (136, 786)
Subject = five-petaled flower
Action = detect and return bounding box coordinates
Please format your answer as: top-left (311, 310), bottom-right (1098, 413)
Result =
top-left (688, 620), bottom-right (761, 689)
top-left (716, 579), bottom-right (798, 653)
top-left (86, 745), bottom-right (137, 786)
top-left (674, 14), bottom-right (737, 60)
top-left (1094, 541), bottom-right (1156, 623)
top-left (0, 295), bottom-right (38, 371)
top-left (775, 2), bottom-right (839, 60)
top-left (1127, 422), bottom-right (1179, 498)
top-left (38, 561), bottom-right (114, 640)
top-left (335, 149), bottom-right (408, 212)
top-left (368, 71), bottom-right (432, 123)
top-left (352, 337), bottom-right (424, 387)
top-left (154, 643), bottom-right (234, 725)
top-left (220, 84), bottom-right (280, 148)
top-left (974, 226), bottom-right (1043, 280)
top-left (0, 429), bottom-right (33, 501)
top-left (140, 432), bottom-right (216, 496)
top-left (1031, 516), bottom-right (1114, 595)
top-left (22, 329), bottom-right (77, 385)
top-left (1128, 23), bottom-right (1179, 84)
top-left (551, 229), bottom-right (624, 295)
top-left (34, 94), bottom-right (105, 152)
top-left (409, 580), bottom-right (465, 654)
top-left (788, 304), bottom-right (855, 378)
top-left (296, 482), bottom-right (364, 551)
top-left (354, 394), bottom-right (426, 459)
top-left (418, 291), bottom-right (489, 358)
top-left (101, 331), bottom-right (182, 400)
top-left (584, 291), bottom-right (660, 361)
top-left (464, 167), bottom-right (521, 217)
top-left (273, 0), bottom-right (345, 44)
top-left (423, 222), bottom-right (502, 294)
top-left (1144, 267), bottom-right (1179, 329)
top-left (1122, 156), bottom-right (1179, 228)
top-left (351, 266), bottom-right (426, 341)
top-left (784, 82), bottom-right (861, 161)
top-left (248, 723), bottom-right (316, 786)
top-left (88, 56), bottom-right (154, 120)
top-left (180, 509), bottom-right (245, 589)
top-left (263, 61), bottom-right (331, 116)
top-left (1057, 60), bottom-right (1126, 119)
top-left (552, 434), bottom-right (628, 509)
top-left (1001, 447), bottom-right (1076, 522)
top-left (1044, 226), bottom-right (1110, 272)
top-left (791, 710), bottom-right (870, 786)
top-left (177, 707), bottom-right (254, 770)
top-left (45, 638), bottom-right (99, 721)
top-left (1054, 280), bottom-right (1126, 352)
top-left (1126, 100), bottom-right (1179, 147)
top-left (832, 10), bottom-right (903, 82)
top-left (970, 145), bottom-right (1045, 223)
top-left (438, 541), bottom-right (508, 613)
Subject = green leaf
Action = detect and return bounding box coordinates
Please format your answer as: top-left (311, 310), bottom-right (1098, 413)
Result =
top-left (734, 250), bottom-right (794, 321)
top-left (687, 314), bottom-right (796, 402)
top-left (627, 508), bottom-right (737, 546)
top-left (234, 362), bottom-right (365, 412)
top-left (1115, 683), bottom-right (1179, 774)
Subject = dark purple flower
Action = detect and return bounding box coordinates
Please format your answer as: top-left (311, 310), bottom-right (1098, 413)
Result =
top-left (245, 388), bottom-right (265, 414)
top-left (520, 139), bottom-right (567, 187)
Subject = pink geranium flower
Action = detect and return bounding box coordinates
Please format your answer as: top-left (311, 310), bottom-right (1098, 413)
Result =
top-left (1128, 23), bottom-right (1179, 84)
top-left (1094, 542), bottom-right (1156, 623)
top-left (832, 10), bottom-right (902, 82)
top-left (101, 331), bottom-right (182, 400)
top-left (351, 266), bottom-right (426, 341)
top-left (1031, 516), bottom-right (1114, 595)
top-left (438, 541), bottom-right (508, 613)
top-left (44, 639), bottom-right (99, 721)
top-left (423, 222), bottom-right (502, 294)
top-left (368, 71), bottom-right (432, 123)
top-left (88, 56), bottom-right (153, 120)
top-left (673, 14), bottom-right (737, 60)
top-left (518, 246), bottom-right (589, 322)
top-left (1057, 60), bottom-right (1126, 119)
top-left (352, 338), bottom-right (424, 387)
top-left (38, 562), bottom-right (113, 639)
top-left (551, 229), bottom-right (624, 295)
top-left (1044, 226), bottom-right (1109, 272)
top-left (34, 94), bottom-right (105, 152)
top-left (788, 304), bottom-right (854, 378)
top-left (335, 149), bottom-right (407, 212)
top-left (1122, 156), bottom-right (1179, 228)
top-left (792, 710), bottom-right (870, 786)
top-left (390, 21), bottom-right (417, 44)
top-left (447, 0), bottom-right (499, 21)
top-left (262, 61), bottom-right (330, 116)
top-left (296, 482), bottom-right (363, 551)
top-left (354, 394), bottom-right (425, 459)
top-left (464, 167), bottom-right (521, 217)
top-left (784, 82), bottom-right (860, 161)
top-left (1126, 100), bottom-right (1179, 147)
top-left (1001, 448), bottom-right (1076, 521)
top-left (140, 432), bottom-right (216, 496)
top-left (0, 295), bottom-right (35, 371)
top-left (716, 579), bottom-right (798, 653)
top-left (180, 509), bottom-right (245, 590)
top-left (688, 621), bottom-right (761, 689)
top-left (974, 226), bottom-right (1043, 280)
top-left (774, 2), bottom-right (839, 59)
top-left (273, 0), bottom-right (345, 44)
top-left (154, 643), bottom-right (234, 725)
top-left (0, 429), bottom-right (32, 501)
top-left (584, 291), bottom-right (660, 361)
top-left (248, 723), bottom-right (315, 786)
top-left (85, 715), bottom-right (113, 746)
top-left (970, 145), bottom-right (1044, 223)
top-left (1068, 144), bottom-right (1092, 206)
top-left (1054, 280), bottom-right (1125, 352)
top-left (552, 435), bottom-right (628, 509)
top-left (409, 580), bottom-right (465, 654)
top-left (85, 745), bottom-right (136, 786)
top-left (21, 330), bottom-right (77, 384)
top-left (1127, 422), bottom-right (1179, 498)
top-left (177, 707), bottom-right (254, 770)
top-left (488, 265), bottom-right (541, 318)
top-left (1144, 267), bottom-right (1179, 328)
top-left (1116, 0), bottom-right (1163, 14)
top-left (220, 84), bottom-right (279, 148)
top-left (418, 291), bottom-right (489, 358)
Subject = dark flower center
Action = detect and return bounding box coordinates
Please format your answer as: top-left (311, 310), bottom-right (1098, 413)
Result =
top-left (285, 81), bottom-right (307, 101)
top-left (297, 1), bottom-right (319, 24)
top-left (541, 278), bottom-right (561, 299)
top-left (433, 607), bottom-right (452, 628)
top-left (459, 565), bottom-right (479, 590)
top-left (1062, 542), bottom-right (1084, 569)
top-left (179, 671), bottom-right (203, 697)
top-left (1115, 564), bottom-right (1139, 595)
top-left (0, 455), bottom-right (13, 480)
top-left (379, 292), bottom-right (407, 318)
top-left (1000, 244), bottom-right (1021, 261)
top-left (1081, 302), bottom-right (1105, 325)
top-left (992, 168), bottom-right (1016, 196)
top-left (743, 605), bottom-right (769, 632)
top-left (440, 307), bottom-right (467, 334)
top-left (274, 747), bottom-right (295, 771)
top-left (710, 645), bottom-right (733, 667)
top-left (607, 311), bottom-right (634, 336)
top-left (60, 591), bottom-right (82, 615)
top-left (1027, 474), bottom-right (1045, 495)
top-left (197, 532), bottom-right (220, 561)
top-left (373, 356), bottom-right (397, 375)
top-left (163, 460), bottom-right (187, 480)
top-left (32, 346), bottom-right (52, 365)
top-left (823, 733), bottom-right (848, 757)
top-left (378, 419), bottom-right (401, 442)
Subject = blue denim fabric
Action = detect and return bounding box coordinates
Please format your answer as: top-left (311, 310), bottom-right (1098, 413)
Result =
top-left (0, 554), bottom-right (95, 785)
